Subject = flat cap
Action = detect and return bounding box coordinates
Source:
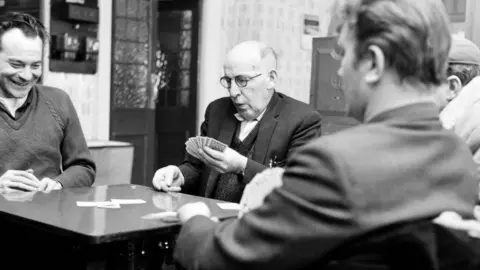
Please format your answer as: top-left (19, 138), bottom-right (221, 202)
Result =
top-left (449, 37), bottom-right (480, 65)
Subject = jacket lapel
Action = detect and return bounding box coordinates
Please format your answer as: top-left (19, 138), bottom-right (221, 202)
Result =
top-left (204, 93), bottom-right (283, 197)
top-left (205, 104), bottom-right (237, 197)
top-left (252, 93), bottom-right (282, 164)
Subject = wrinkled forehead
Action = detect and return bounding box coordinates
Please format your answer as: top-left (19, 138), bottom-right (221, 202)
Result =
top-left (223, 50), bottom-right (262, 76)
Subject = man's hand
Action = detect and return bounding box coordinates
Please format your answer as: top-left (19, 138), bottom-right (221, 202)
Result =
top-left (0, 170), bottom-right (40, 192)
top-left (39, 178), bottom-right (62, 193)
top-left (197, 146), bottom-right (248, 174)
top-left (152, 165), bottom-right (185, 192)
top-left (177, 202), bottom-right (211, 223)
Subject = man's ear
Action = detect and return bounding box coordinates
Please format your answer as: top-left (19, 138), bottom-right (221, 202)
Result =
top-left (446, 75), bottom-right (463, 101)
top-left (363, 45), bottom-right (384, 84)
top-left (267, 70), bottom-right (277, 90)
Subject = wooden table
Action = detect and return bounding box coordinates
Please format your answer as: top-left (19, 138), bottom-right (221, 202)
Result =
top-left (0, 184), bottom-right (238, 270)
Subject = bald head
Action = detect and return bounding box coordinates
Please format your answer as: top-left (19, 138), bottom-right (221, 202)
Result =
top-left (224, 41), bottom-right (277, 72)
top-left (222, 41), bottom-right (278, 121)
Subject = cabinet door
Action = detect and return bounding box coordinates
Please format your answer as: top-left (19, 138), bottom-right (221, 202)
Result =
top-left (442, 0), bottom-right (466, 23)
top-left (310, 36), bottom-right (359, 135)
top-left (309, 36), bottom-right (346, 116)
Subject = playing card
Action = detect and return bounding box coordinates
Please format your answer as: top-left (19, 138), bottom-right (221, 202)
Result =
top-left (200, 136), bottom-right (207, 148)
top-left (207, 138), bottom-right (227, 152)
top-left (199, 136), bottom-right (207, 148)
top-left (186, 138), bottom-right (195, 149)
top-left (185, 138), bottom-right (201, 158)
top-left (77, 201), bottom-right (109, 207)
top-left (111, 199), bottom-right (146, 205)
top-left (141, 211), bottom-right (180, 222)
top-left (97, 202), bottom-right (121, 208)
top-left (193, 136), bottom-right (202, 149)
top-left (186, 142), bottom-right (201, 159)
top-left (217, 202), bottom-right (241, 210)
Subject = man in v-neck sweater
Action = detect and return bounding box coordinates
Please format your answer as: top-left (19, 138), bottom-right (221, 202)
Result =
top-left (0, 12), bottom-right (95, 193)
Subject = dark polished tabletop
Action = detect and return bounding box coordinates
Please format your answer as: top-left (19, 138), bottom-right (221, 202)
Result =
top-left (0, 184), bottom-right (238, 244)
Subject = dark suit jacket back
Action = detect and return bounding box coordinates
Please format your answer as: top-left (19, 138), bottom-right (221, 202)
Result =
top-left (174, 102), bottom-right (479, 270)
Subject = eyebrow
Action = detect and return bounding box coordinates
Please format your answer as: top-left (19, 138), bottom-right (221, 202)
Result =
top-left (8, 58), bottom-right (42, 65)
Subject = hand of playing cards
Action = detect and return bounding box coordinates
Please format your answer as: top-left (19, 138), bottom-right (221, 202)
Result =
top-left (185, 136), bottom-right (227, 159)
top-left (238, 167), bottom-right (285, 218)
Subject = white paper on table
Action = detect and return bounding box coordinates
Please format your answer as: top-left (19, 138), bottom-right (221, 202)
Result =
top-left (111, 199), bottom-right (147, 205)
top-left (217, 202), bottom-right (241, 210)
top-left (96, 202), bottom-right (121, 208)
top-left (141, 211), bottom-right (179, 221)
top-left (76, 201), bottom-right (120, 207)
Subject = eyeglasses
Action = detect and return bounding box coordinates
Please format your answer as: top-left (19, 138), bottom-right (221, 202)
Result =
top-left (220, 74), bottom-right (262, 88)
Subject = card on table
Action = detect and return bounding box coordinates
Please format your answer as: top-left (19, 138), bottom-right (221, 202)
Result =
top-left (217, 202), bottom-right (241, 210)
top-left (111, 199), bottom-right (146, 205)
top-left (96, 201), bottom-right (121, 208)
top-left (141, 211), bottom-right (180, 222)
top-left (76, 201), bottom-right (121, 208)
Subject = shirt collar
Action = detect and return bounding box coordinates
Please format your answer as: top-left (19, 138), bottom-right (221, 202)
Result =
top-left (0, 87), bottom-right (34, 112)
top-left (234, 108), bottom-right (267, 122)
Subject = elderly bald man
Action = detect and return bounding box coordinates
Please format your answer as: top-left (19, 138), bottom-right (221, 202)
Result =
top-left (152, 40), bottom-right (321, 202)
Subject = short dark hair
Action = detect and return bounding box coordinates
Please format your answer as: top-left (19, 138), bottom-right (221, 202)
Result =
top-left (340, 0), bottom-right (451, 86)
top-left (0, 12), bottom-right (49, 50)
top-left (447, 63), bottom-right (480, 86)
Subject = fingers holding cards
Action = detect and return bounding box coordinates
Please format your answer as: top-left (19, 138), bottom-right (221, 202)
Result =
top-left (185, 136), bottom-right (227, 158)
top-left (208, 138), bottom-right (227, 152)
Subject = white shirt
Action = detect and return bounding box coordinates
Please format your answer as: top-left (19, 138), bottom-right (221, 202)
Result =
top-left (234, 109), bottom-right (267, 141)
top-left (0, 95), bottom-right (28, 117)
top-left (440, 76), bottom-right (480, 129)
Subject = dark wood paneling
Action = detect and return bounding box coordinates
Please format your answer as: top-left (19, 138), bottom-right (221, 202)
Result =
top-left (111, 109), bottom-right (149, 135)
top-left (110, 0), bottom-right (155, 187)
top-left (154, 0), bottom-right (199, 172)
top-left (310, 36), bottom-right (358, 135)
top-left (443, 0), bottom-right (466, 23)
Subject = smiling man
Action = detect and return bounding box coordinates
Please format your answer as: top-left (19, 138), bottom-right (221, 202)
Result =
top-left (152, 40), bottom-right (321, 202)
top-left (0, 12), bottom-right (95, 193)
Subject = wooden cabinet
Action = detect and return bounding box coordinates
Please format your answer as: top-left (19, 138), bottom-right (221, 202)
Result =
top-left (309, 36), bottom-right (358, 135)
top-left (442, 0), bottom-right (467, 23)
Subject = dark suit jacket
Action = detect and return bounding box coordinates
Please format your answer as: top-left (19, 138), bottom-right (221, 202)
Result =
top-left (174, 102), bottom-right (479, 270)
top-left (178, 92), bottom-right (322, 197)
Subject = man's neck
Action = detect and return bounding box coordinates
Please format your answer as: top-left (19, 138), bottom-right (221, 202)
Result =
top-left (0, 93), bottom-right (29, 117)
top-left (364, 80), bottom-right (438, 123)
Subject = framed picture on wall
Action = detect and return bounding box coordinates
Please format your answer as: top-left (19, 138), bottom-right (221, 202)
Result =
top-left (302, 14), bottom-right (321, 50)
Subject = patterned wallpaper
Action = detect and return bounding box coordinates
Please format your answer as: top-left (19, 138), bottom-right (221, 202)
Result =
top-left (43, 73), bottom-right (96, 140)
top-left (41, 0), bottom-right (336, 140)
top-left (39, 0), bottom-right (470, 141)
top-left (219, 0), bottom-right (336, 103)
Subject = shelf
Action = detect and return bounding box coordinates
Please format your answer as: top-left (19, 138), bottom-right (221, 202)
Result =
top-left (49, 59), bottom-right (96, 74)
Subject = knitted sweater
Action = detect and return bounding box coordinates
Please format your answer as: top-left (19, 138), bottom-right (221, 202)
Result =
top-left (0, 85), bottom-right (95, 188)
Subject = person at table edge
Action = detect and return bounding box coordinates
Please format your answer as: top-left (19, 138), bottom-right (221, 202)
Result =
top-left (172, 0), bottom-right (479, 269)
top-left (152, 40), bottom-right (322, 203)
top-left (0, 12), bottom-right (95, 192)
